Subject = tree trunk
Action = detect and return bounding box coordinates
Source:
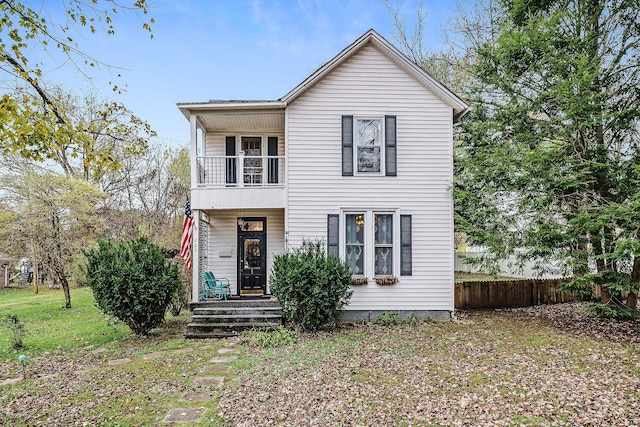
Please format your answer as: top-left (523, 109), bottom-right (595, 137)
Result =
top-left (58, 270), bottom-right (72, 309)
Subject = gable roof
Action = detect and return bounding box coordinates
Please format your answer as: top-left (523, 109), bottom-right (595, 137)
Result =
top-left (177, 29), bottom-right (469, 123)
top-left (281, 29), bottom-right (469, 122)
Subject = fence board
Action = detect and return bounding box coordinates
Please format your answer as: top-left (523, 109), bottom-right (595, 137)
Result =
top-left (455, 278), bottom-right (579, 309)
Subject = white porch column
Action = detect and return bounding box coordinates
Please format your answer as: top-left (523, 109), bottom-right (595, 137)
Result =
top-left (189, 113), bottom-right (199, 303)
top-left (191, 209), bottom-right (200, 303)
top-left (189, 114), bottom-right (198, 188)
top-left (238, 150), bottom-right (245, 187)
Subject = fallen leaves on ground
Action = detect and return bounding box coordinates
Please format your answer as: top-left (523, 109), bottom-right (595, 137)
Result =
top-left (220, 303), bottom-right (640, 426)
top-left (2, 303), bottom-right (639, 426)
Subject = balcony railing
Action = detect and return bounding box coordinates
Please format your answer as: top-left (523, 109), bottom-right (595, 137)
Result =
top-left (197, 155), bottom-right (286, 187)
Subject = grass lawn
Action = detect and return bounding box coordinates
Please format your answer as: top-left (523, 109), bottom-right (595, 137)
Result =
top-left (0, 286), bottom-right (131, 360)
top-left (1, 286), bottom-right (639, 426)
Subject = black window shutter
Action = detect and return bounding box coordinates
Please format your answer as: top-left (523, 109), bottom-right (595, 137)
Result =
top-left (225, 136), bottom-right (236, 184)
top-left (400, 215), bottom-right (412, 275)
top-left (268, 136), bottom-right (278, 184)
top-left (342, 115), bottom-right (353, 176)
top-left (327, 214), bottom-right (339, 258)
top-left (385, 115), bottom-right (397, 176)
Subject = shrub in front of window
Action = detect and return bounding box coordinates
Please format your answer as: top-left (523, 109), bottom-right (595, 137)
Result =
top-left (83, 237), bottom-right (181, 336)
top-left (270, 239), bottom-right (353, 332)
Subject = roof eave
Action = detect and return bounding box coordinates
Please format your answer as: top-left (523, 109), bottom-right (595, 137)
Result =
top-left (177, 100), bottom-right (286, 120)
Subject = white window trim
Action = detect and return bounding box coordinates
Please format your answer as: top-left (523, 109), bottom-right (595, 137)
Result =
top-left (353, 117), bottom-right (385, 176)
top-left (340, 209), bottom-right (400, 278)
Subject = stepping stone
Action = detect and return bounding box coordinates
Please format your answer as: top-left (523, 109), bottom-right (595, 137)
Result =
top-left (163, 407), bottom-right (205, 423)
top-left (217, 348), bottom-right (239, 354)
top-left (182, 391), bottom-right (216, 401)
top-left (203, 364), bottom-right (232, 373)
top-left (193, 376), bottom-right (224, 386)
top-left (107, 358), bottom-right (133, 366)
top-left (142, 351), bottom-right (166, 360)
top-left (225, 337), bottom-right (240, 345)
top-left (173, 347), bottom-right (194, 354)
top-left (210, 356), bottom-right (236, 363)
top-left (91, 347), bottom-right (107, 354)
top-left (200, 345), bottom-right (215, 350)
top-left (1, 377), bottom-right (21, 386)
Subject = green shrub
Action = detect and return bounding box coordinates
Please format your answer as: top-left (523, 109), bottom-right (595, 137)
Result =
top-left (83, 237), bottom-right (181, 336)
top-left (4, 314), bottom-right (26, 350)
top-left (242, 326), bottom-right (297, 348)
top-left (270, 239), bottom-right (353, 332)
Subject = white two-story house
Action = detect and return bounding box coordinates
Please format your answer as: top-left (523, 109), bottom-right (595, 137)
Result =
top-left (178, 29), bottom-right (468, 320)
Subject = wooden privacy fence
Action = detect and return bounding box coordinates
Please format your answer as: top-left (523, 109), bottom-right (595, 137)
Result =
top-left (455, 278), bottom-right (581, 309)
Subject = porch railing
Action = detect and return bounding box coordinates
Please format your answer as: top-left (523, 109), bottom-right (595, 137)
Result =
top-left (197, 155), bottom-right (286, 187)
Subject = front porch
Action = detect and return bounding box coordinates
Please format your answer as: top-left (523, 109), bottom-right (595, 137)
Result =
top-left (192, 209), bottom-right (284, 303)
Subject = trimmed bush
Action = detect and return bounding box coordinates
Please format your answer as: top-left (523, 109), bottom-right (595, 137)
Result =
top-left (83, 237), bottom-right (181, 336)
top-left (270, 239), bottom-right (352, 332)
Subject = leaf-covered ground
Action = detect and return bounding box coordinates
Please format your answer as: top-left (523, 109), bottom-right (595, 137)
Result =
top-left (221, 303), bottom-right (640, 426)
top-left (1, 302), bottom-right (639, 426)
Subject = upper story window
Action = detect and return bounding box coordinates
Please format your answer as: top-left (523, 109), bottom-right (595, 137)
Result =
top-left (356, 119), bottom-right (382, 173)
top-left (342, 115), bottom-right (396, 177)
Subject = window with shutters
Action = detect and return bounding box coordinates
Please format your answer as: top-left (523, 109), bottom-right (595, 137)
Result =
top-left (342, 115), bottom-right (397, 177)
top-left (339, 210), bottom-right (405, 277)
top-left (327, 210), bottom-right (411, 278)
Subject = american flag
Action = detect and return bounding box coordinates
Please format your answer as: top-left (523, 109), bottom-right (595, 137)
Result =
top-left (180, 198), bottom-right (195, 270)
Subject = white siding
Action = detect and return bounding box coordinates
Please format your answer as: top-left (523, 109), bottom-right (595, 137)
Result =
top-left (201, 209), bottom-right (285, 295)
top-left (286, 44), bottom-right (454, 311)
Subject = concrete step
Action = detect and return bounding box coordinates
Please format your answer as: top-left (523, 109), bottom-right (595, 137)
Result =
top-left (185, 321), bottom-right (282, 339)
top-left (193, 306), bottom-right (282, 316)
top-left (184, 330), bottom-right (238, 339)
top-left (186, 299), bottom-right (283, 338)
top-left (189, 300), bottom-right (280, 310)
top-left (190, 314), bottom-right (282, 324)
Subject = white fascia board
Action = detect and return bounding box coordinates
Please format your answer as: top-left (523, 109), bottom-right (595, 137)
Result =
top-left (176, 101), bottom-right (286, 120)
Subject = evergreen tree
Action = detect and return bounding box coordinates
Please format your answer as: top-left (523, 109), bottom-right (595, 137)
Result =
top-left (455, 0), bottom-right (640, 315)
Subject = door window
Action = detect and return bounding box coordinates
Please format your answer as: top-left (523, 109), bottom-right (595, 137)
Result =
top-left (242, 137), bottom-right (262, 185)
top-left (243, 238), bottom-right (261, 268)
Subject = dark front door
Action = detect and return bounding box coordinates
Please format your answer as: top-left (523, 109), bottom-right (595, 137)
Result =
top-left (237, 217), bottom-right (267, 295)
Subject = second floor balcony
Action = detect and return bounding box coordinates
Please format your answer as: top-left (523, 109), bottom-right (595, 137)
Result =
top-left (197, 154), bottom-right (286, 187)
top-left (192, 154), bottom-right (286, 210)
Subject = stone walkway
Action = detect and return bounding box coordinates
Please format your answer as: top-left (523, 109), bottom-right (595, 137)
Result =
top-left (1, 338), bottom-right (241, 424)
top-left (159, 338), bottom-right (240, 423)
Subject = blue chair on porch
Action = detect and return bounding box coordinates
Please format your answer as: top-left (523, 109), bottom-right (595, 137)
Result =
top-left (202, 271), bottom-right (231, 301)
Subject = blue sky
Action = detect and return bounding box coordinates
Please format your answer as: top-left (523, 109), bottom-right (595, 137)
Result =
top-left (41, 0), bottom-right (457, 147)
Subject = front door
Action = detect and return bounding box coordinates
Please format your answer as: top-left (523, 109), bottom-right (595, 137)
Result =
top-left (242, 136), bottom-right (262, 185)
top-left (237, 217), bottom-right (267, 295)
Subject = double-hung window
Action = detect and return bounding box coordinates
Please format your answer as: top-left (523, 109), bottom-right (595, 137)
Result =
top-left (356, 119), bottom-right (382, 173)
top-left (374, 213), bottom-right (393, 275)
top-left (345, 214), bottom-right (365, 275)
top-left (342, 115), bottom-right (397, 177)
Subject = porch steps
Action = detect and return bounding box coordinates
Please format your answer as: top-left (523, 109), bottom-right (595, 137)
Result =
top-left (185, 299), bottom-right (282, 339)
